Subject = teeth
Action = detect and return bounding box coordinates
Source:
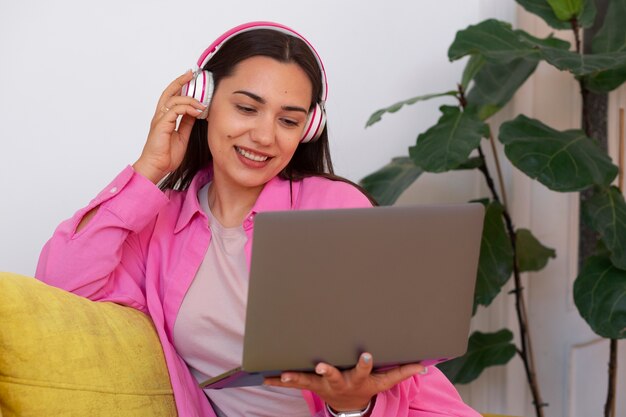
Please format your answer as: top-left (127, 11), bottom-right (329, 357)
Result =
top-left (236, 147), bottom-right (269, 162)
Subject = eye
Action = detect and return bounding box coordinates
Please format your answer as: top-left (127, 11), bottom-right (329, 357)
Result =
top-left (236, 104), bottom-right (256, 114)
top-left (280, 117), bottom-right (302, 128)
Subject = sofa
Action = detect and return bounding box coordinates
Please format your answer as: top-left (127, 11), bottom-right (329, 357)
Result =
top-left (0, 272), bottom-right (515, 417)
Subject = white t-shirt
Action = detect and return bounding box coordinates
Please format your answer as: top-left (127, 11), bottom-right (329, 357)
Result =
top-left (173, 183), bottom-right (311, 417)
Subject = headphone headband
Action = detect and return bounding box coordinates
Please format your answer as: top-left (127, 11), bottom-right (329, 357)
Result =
top-left (195, 21), bottom-right (328, 103)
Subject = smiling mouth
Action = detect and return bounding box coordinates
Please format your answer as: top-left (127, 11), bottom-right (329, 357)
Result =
top-left (235, 146), bottom-right (270, 162)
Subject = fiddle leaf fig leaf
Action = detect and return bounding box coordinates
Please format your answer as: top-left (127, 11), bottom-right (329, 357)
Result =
top-left (499, 115), bottom-right (618, 191)
top-left (586, 0), bottom-right (626, 92)
top-left (516, 25), bottom-right (626, 76)
top-left (474, 201), bottom-right (514, 309)
top-left (516, 0), bottom-right (596, 28)
top-left (460, 29), bottom-right (567, 120)
top-left (461, 55), bottom-right (486, 91)
top-left (437, 329), bottom-right (517, 384)
top-left (592, 0), bottom-right (626, 54)
top-left (359, 157), bottom-right (423, 206)
top-left (448, 19), bottom-right (570, 64)
top-left (454, 156), bottom-right (484, 171)
top-left (538, 48), bottom-right (626, 76)
top-left (409, 106), bottom-right (489, 173)
top-left (516, 228), bottom-right (556, 272)
top-left (582, 186), bottom-right (626, 270)
top-left (466, 58), bottom-right (539, 120)
top-left (449, 20), bottom-right (529, 63)
top-left (574, 255), bottom-right (626, 339)
top-left (516, 0), bottom-right (570, 28)
top-left (577, 0), bottom-right (597, 28)
top-left (585, 69), bottom-right (626, 93)
top-left (546, 0), bottom-right (583, 21)
top-left (366, 91), bottom-right (458, 128)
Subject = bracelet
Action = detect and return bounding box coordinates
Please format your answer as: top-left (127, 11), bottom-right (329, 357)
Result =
top-left (325, 400), bottom-right (372, 417)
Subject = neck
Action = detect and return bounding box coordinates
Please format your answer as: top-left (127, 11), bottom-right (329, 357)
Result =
top-left (207, 175), bottom-right (264, 228)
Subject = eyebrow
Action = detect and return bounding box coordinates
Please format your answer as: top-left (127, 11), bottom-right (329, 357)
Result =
top-left (233, 90), bottom-right (308, 114)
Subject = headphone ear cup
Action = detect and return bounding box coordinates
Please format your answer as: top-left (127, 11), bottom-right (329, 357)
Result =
top-left (182, 70), bottom-right (214, 119)
top-left (300, 103), bottom-right (326, 143)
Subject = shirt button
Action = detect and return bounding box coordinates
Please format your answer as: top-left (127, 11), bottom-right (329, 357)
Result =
top-left (109, 187), bottom-right (118, 193)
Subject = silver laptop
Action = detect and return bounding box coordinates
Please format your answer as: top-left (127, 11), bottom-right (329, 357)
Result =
top-left (200, 203), bottom-right (484, 389)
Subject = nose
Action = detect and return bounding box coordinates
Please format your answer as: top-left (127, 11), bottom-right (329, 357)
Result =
top-left (250, 114), bottom-right (275, 146)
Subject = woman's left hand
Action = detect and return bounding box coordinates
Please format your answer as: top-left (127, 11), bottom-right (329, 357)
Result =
top-left (263, 353), bottom-right (425, 413)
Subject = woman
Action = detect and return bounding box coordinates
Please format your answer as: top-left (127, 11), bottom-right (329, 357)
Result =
top-left (36, 22), bottom-right (481, 417)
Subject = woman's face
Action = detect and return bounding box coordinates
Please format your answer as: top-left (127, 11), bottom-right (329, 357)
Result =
top-left (206, 55), bottom-right (313, 194)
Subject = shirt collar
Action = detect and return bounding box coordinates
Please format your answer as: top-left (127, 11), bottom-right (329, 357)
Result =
top-left (174, 166), bottom-right (212, 233)
top-left (250, 175), bottom-right (297, 214)
top-left (174, 165), bottom-right (300, 233)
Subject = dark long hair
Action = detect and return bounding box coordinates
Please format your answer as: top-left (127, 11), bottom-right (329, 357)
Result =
top-left (159, 29), bottom-right (333, 191)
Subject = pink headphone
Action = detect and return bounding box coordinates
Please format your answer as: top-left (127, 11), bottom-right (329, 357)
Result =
top-left (182, 21), bottom-right (328, 143)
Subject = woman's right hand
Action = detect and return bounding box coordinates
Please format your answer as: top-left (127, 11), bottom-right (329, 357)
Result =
top-left (133, 70), bottom-right (208, 184)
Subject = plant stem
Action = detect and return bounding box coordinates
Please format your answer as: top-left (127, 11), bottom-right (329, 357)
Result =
top-left (604, 339), bottom-right (618, 417)
top-left (457, 81), bottom-right (546, 414)
top-left (571, 18), bottom-right (581, 55)
top-left (476, 146), bottom-right (546, 417)
top-left (488, 128), bottom-right (509, 210)
top-left (457, 83), bottom-right (468, 108)
top-left (457, 83), bottom-right (545, 415)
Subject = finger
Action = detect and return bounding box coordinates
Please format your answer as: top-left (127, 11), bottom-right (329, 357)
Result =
top-left (162, 96), bottom-right (207, 114)
top-left (351, 352), bottom-right (374, 384)
top-left (155, 70), bottom-right (195, 117)
top-left (156, 100), bottom-right (207, 125)
top-left (372, 362), bottom-right (425, 391)
top-left (177, 114), bottom-right (196, 141)
top-left (157, 104), bottom-right (205, 126)
top-left (266, 371), bottom-right (321, 390)
top-left (171, 118), bottom-right (192, 159)
top-left (263, 376), bottom-right (283, 387)
top-left (150, 104), bottom-right (204, 138)
top-left (315, 362), bottom-right (345, 391)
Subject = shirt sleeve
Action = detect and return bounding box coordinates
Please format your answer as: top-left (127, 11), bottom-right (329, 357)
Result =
top-left (35, 166), bottom-right (170, 312)
top-left (311, 366), bottom-right (480, 417)
top-left (368, 366), bottom-right (482, 416)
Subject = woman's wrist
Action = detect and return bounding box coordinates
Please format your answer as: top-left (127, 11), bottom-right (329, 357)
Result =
top-left (132, 160), bottom-right (167, 185)
top-left (325, 398), bottom-right (373, 417)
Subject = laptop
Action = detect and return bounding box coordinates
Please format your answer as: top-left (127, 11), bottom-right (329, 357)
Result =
top-left (200, 203), bottom-right (484, 389)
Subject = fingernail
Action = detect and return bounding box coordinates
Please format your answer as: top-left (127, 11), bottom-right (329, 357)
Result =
top-left (362, 353), bottom-right (372, 363)
top-left (419, 367), bottom-right (429, 375)
top-left (315, 364), bottom-right (327, 375)
top-left (281, 375), bottom-right (292, 383)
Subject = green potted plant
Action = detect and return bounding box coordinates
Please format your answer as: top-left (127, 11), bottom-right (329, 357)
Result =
top-left (361, 1), bottom-right (626, 416)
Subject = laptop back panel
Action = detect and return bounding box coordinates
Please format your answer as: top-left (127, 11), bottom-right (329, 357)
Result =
top-left (241, 203), bottom-right (484, 373)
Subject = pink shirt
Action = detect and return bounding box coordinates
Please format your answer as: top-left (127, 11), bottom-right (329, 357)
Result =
top-left (36, 165), bottom-right (481, 417)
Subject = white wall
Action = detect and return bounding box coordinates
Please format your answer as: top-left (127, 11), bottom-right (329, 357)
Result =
top-left (0, 1), bottom-right (512, 276)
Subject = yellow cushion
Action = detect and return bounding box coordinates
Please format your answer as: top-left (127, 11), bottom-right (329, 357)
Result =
top-left (0, 272), bottom-right (177, 417)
